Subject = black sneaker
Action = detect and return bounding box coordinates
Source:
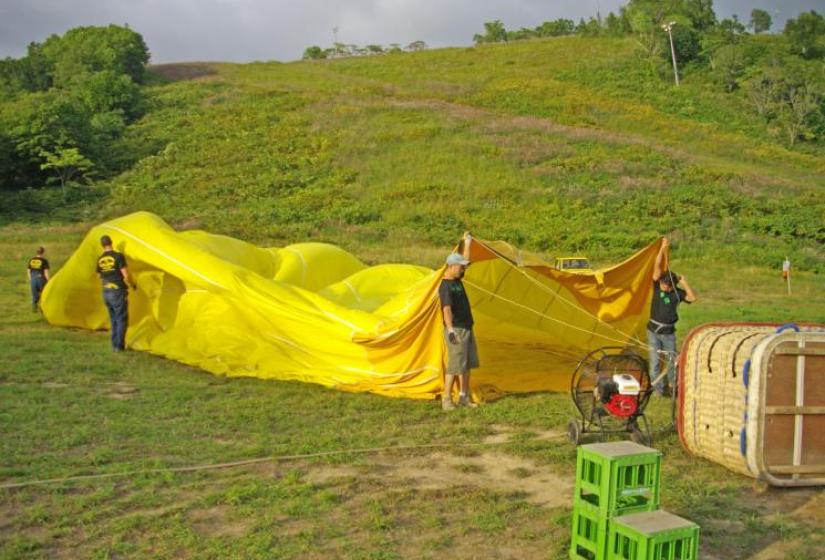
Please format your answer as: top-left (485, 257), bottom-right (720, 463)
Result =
top-left (458, 396), bottom-right (478, 408)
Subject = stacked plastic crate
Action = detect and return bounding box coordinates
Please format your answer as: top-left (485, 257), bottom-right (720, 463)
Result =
top-left (570, 442), bottom-right (699, 560)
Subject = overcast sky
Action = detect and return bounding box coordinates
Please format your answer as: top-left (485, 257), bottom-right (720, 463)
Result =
top-left (0, 1), bottom-right (820, 64)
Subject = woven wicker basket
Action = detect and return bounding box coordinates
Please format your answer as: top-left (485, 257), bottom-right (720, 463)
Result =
top-left (678, 323), bottom-right (825, 486)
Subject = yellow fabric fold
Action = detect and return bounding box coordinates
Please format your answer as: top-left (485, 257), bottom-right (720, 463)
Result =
top-left (42, 212), bottom-right (662, 401)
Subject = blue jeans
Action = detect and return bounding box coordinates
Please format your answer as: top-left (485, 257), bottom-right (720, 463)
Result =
top-left (647, 329), bottom-right (676, 392)
top-left (103, 289), bottom-right (129, 350)
top-left (30, 277), bottom-right (46, 306)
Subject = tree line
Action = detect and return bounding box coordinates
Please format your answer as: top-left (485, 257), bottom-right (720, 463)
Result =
top-left (0, 25), bottom-right (150, 193)
top-left (473, 1), bottom-right (824, 146)
top-left (303, 41), bottom-right (427, 60)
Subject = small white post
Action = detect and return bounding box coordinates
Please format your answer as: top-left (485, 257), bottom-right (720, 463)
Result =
top-left (662, 22), bottom-right (680, 87)
top-left (783, 257), bottom-right (791, 295)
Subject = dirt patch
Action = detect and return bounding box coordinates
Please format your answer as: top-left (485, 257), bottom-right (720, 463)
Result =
top-left (187, 505), bottom-right (250, 538)
top-left (149, 63), bottom-right (217, 82)
top-left (618, 175), bottom-right (667, 190)
top-left (305, 449), bottom-right (573, 509)
top-left (302, 464), bottom-right (360, 485)
top-left (483, 424), bottom-right (565, 445)
top-left (0, 502), bottom-right (24, 533)
top-left (172, 217), bottom-right (204, 231)
top-left (746, 485), bottom-right (820, 520)
top-left (483, 424), bottom-right (515, 444)
top-left (746, 538), bottom-right (804, 560)
top-left (42, 381), bottom-right (69, 388)
top-left (124, 504), bottom-right (183, 520)
top-left (789, 490), bottom-right (825, 525)
top-left (104, 382), bottom-right (139, 400)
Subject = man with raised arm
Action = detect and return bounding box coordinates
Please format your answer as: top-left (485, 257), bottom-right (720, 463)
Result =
top-left (648, 238), bottom-right (697, 396)
top-left (439, 233), bottom-right (479, 410)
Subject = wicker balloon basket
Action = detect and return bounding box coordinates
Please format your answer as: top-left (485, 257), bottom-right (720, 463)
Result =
top-left (677, 322), bottom-right (825, 486)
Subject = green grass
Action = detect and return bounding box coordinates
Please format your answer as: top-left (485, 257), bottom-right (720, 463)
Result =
top-left (2, 222), bottom-right (824, 559)
top-left (1, 35), bottom-right (824, 558)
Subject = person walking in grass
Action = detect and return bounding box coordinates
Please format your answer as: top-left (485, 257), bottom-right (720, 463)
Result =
top-left (27, 246), bottom-right (50, 312)
top-left (96, 235), bottom-right (136, 352)
top-left (649, 238), bottom-right (697, 396)
top-left (439, 233), bottom-right (479, 410)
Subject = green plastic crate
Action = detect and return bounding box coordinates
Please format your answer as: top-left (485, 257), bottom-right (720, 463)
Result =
top-left (575, 442), bottom-right (662, 518)
top-left (570, 504), bottom-right (610, 560)
top-left (608, 510), bottom-right (699, 560)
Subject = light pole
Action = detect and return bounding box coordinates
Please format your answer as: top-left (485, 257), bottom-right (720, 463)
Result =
top-left (661, 21), bottom-right (680, 86)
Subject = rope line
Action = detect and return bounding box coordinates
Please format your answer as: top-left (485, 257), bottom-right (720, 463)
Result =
top-left (463, 279), bottom-right (641, 349)
top-left (523, 268), bottom-right (649, 348)
top-left (474, 240), bottom-right (652, 350)
top-left (0, 437), bottom-right (565, 490)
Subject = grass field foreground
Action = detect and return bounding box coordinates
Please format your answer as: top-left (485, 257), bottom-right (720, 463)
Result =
top-left (1, 224), bottom-right (823, 559)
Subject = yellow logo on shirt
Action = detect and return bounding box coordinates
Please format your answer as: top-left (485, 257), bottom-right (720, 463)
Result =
top-left (98, 256), bottom-right (116, 272)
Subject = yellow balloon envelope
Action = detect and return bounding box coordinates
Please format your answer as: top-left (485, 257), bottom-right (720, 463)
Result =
top-left (42, 212), bottom-right (662, 401)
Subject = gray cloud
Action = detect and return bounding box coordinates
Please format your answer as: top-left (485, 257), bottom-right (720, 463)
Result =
top-left (0, 1), bottom-right (820, 63)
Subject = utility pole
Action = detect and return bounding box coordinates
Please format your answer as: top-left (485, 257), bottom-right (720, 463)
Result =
top-left (332, 26), bottom-right (339, 44)
top-left (661, 21), bottom-right (680, 86)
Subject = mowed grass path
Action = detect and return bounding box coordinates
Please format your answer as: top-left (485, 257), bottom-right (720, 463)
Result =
top-left (1, 225), bottom-right (824, 559)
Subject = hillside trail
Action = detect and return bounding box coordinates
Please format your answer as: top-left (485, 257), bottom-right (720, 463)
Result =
top-left (380, 97), bottom-right (804, 192)
top-left (148, 62), bottom-right (817, 191)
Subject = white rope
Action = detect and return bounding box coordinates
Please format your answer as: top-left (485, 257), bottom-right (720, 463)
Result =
top-left (103, 224), bottom-right (227, 290)
top-left (0, 436), bottom-right (565, 490)
top-left (474, 241), bottom-right (653, 350)
top-left (463, 279), bottom-right (642, 349)
top-left (520, 267), bottom-right (651, 349)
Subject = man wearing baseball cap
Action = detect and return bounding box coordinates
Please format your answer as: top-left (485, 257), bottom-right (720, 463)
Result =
top-left (96, 235), bottom-right (136, 351)
top-left (438, 233), bottom-right (479, 410)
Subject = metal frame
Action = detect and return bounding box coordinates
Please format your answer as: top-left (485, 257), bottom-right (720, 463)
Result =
top-left (568, 346), bottom-right (653, 446)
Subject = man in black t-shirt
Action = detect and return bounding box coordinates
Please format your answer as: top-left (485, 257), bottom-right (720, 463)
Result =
top-left (27, 246), bottom-right (50, 313)
top-left (96, 235), bottom-right (136, 351)
top-left (648, 238), bottom-right (696, 396)
top-left (438, 233), bottom-right (479, 410)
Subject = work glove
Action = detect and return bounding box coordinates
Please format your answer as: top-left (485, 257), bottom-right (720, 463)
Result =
top-left (448, 330), bottom-right (458, 345)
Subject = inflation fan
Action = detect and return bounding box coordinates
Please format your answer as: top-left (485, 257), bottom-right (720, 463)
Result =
top-left (567, 346), bottom-right (653, 446)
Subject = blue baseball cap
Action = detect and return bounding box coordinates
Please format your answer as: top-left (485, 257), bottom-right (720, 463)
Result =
top-left (446, 253), bottom-right (470, 266)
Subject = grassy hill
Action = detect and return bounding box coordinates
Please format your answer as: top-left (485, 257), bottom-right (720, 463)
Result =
top-left (80, 35), bottom-right (822, 272)
top-left (2, 36), bottom-right (825, 559)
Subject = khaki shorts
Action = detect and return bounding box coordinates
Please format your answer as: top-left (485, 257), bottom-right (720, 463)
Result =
top-left (445, 327), bottom-right (480, 375)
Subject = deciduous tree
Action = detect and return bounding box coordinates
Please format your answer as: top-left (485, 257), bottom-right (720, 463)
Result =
top-left (749, 9), bottom-right (772, 34)
top-left (474, 21), bottom-right (507, 44)
top-left (39, 146), bottom-right (94, 194)
top-left (784, 11), bottom-right (825, 59)
top-left (302, 46), bottom-right (326, 60)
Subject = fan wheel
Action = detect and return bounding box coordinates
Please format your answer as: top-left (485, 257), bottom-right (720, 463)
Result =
top-left (567, 418), bottom-right (582, 445)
